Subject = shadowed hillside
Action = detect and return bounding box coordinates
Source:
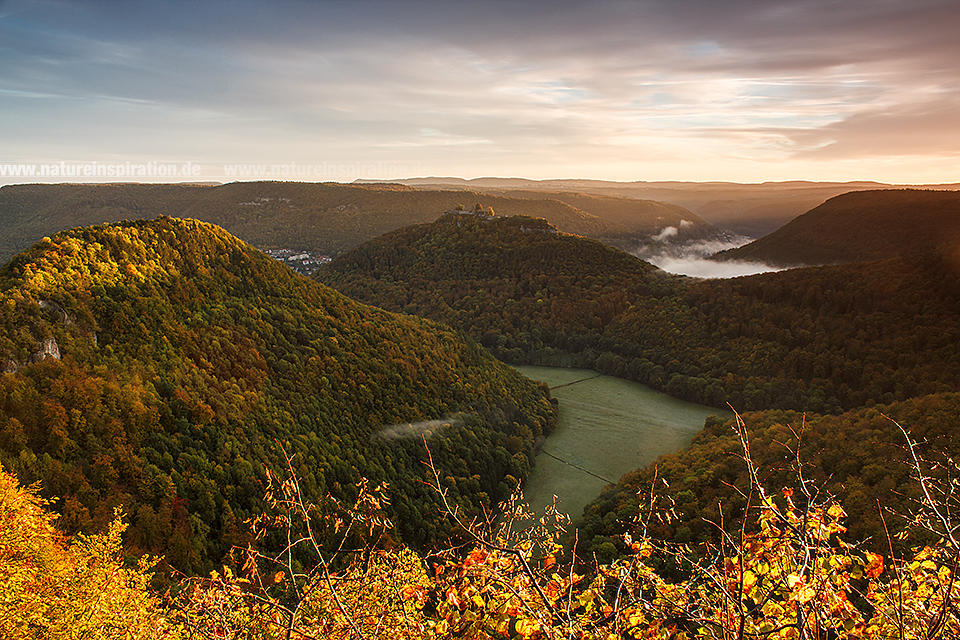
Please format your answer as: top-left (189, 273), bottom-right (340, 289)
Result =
top-left (714, 189), bottom-right (960, 266)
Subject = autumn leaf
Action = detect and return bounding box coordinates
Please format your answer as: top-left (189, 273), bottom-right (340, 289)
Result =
top-left (545, 580), bottom-right (560, 602)
top-left (446, 588), bottom-right (462, 609)
top-left (515, 617), bottom-right (540, 637)
top-left (864, 552), bottom-right (884, 579)
top-left (795, 586), bottom-right (816, 604)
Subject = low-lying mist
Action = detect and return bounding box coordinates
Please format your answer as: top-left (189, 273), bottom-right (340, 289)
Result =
top-left (374, 417), bottom-right (461, 441)
top-left (635, 236), bottom-right (784, 279)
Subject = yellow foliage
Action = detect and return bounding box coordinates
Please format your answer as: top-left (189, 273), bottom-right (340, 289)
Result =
top-left (0, 467), bottom-right (180, 639)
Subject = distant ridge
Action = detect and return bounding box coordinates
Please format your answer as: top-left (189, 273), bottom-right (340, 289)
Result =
top-left (714, 189), bottom-right (960, 266)
top-left (0, 181), bottom-right (705, 265)
top-left (365, 177), bottom-right (960, 237)
top-left (441, 188), bottom-right (720, 242)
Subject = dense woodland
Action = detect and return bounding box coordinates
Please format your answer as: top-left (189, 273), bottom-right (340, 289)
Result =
top-left (319, 210), bottom-right (960, 565)
top-left (0, 217), bottom-right (556, 579)
top-left (5, 419), bottom-right (959, 638)
top-left (319, 212), bottom-right (960, 414)
top-left (580, 392), bottom-right (960, 562)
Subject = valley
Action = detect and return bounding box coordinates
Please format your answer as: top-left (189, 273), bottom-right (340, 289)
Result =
top-left (317, 201), bottom-right (960, 561)
top-left (0, 181), bottom-right (720, 267)
top-left (2, 182), bottom-right (960, 637)
top-left (513, 365), bottom-right (728, 524)
top-left (6, 1), bottom-right (960, 633)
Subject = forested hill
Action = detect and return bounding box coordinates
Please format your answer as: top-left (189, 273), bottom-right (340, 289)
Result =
top-left (0, 216), bottom-right (556, 578)
top-left (319, 213), bottom-right (960, 414)
top-left (714, 189), bottom-right (960, 266)
top-left (0, 181), bottom-right (667, 265)
top-left (317, 212), bottom-right (678, 357)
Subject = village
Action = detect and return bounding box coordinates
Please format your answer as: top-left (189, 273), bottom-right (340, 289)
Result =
top-left (263, 247), bottom-right (331, 275)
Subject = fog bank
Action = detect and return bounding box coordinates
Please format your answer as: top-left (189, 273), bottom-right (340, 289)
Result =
top-left (637, 237), bottom-right (785, 279)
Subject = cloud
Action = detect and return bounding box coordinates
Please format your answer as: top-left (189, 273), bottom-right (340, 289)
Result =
top-left (788, 100), bottom-right (960, 158)
top-left (1, 0), bottom-right (959, 181)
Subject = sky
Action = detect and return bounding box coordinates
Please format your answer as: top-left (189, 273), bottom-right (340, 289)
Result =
top-left (2, 0), bottom-right (959, 185)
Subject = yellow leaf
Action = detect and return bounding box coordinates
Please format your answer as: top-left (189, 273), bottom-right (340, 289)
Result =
top-left (626, 607), bottom-right (645, 627)
top-left (795, 586), bottom-right (816, 604)
top-left (515, 617), bottom-right (540, 637)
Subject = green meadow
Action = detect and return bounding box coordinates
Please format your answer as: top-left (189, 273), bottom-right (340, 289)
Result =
top-left (514, 365), bottom-right (730, 523)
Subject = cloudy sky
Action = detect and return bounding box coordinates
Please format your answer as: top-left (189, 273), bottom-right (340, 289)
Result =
top-left (2, 0), bottom-right (959, 184)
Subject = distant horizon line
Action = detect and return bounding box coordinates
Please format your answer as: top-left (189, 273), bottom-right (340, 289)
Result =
top-left (2, 176), bottom-right (959, 189)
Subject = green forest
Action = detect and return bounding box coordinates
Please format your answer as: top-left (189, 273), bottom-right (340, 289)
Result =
top-left (318, 210), bottom-right (960, 565)
top-left (0, 216), bottom-right (556, 579)
top-left (319, 212), bottom-right (960, 414)
top-left (580, 392), bottom-right (960, 562)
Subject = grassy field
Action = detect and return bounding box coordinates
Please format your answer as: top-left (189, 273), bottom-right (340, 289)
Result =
top-left (514, 365), bottom-right (729, 523)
